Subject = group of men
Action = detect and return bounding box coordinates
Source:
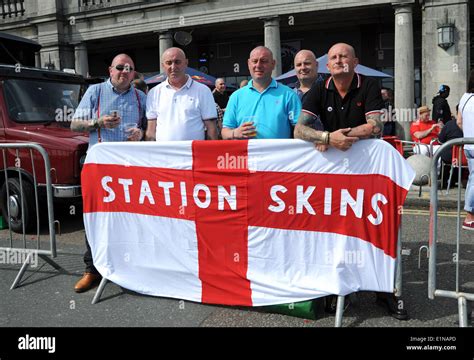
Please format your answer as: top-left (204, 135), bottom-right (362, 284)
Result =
top-left (71, 42), bottom-right (408, 321)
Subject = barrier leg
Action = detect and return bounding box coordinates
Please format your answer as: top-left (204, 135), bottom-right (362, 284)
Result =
top-left (92, 278), bottom-right (109, 305)
top-left (395, 222), bottom-right (403, 297)
top-left (334, 295), bottom-right (345, 327)
top-left (10, 252), bottom-right (33, 290)
top-left (458, 297), bottom-right (469, 328)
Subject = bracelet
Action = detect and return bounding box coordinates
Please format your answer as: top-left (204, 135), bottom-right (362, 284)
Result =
top-left (322, 131), bottom-right (330, 145)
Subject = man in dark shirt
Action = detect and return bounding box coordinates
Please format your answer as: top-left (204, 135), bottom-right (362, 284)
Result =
top-left (213, 78), bottom-right (229, 111)
top-left (432, 84), bottom-right (452, 124)
top-left (438, 117), bottom-right (464, 187)
top-left (294, 43), bottom-right (408, 321)
top-left (381, 87), bottom-right (396, 136)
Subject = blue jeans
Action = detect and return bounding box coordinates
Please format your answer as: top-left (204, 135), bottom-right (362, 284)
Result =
top-left (465, 149), bottom-right (474, 214)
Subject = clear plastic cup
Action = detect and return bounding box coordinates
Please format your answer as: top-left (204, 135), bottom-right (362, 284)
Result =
top-left (243, 116), bottom-right (257, 137)
top-left (121, 123), bottom-right (138, 141)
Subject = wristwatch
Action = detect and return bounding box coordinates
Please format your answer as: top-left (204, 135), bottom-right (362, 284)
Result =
top-left (91, 118), bottom-right (100, 129)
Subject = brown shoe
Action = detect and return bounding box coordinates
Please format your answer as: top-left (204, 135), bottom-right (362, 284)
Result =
top-left (74, 272), bottom-right (101, 293)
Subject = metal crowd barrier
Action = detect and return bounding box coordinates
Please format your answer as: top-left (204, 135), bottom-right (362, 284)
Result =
top-left (0, 143), bottom-right (62, 289)
top-left (429, 138), bottom-right (474, 327)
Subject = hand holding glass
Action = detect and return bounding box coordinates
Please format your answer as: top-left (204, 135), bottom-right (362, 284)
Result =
top-left (122, 123), bottom-right (138, 141)
top-left (243, 116), bottom-right (257, 138)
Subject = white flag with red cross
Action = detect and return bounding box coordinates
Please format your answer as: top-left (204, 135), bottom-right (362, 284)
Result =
top-left (82, 139), bottom-right (414, 306)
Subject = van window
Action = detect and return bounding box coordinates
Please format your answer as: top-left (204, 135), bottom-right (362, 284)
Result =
top-left (3, 79), bottom-right (84, 123)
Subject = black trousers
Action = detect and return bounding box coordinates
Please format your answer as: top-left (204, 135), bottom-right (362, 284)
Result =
top-left (83, 234), bottom-right (99, 274)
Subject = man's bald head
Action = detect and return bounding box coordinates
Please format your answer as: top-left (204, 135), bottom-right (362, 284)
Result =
top-left (161, 47), bottom-right (187, 63)
top-left (326, 43), bottom-right (358, 78)
top-left (249, 46), bottom-right (274, 60)
top-left (161, 47), bottom-right (188, 86)
top-left (111, 53), bottom-right (134, 68)
top-left (294, 50), bottom-right (318, 85)
top-left (215, 78), bottom-right (226, 93)
top-left (248, 46), bottom-right (275, 84)
top-left (109, 53), bottom-right (135, 91)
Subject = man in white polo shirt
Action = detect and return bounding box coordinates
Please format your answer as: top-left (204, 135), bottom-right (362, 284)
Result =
top-left (145, 47), bottom-right (218, 141)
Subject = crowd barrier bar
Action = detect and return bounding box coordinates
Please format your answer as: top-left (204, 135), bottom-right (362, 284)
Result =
top-left (428, 138), bottom-right (474, 327)
top-left (0, 143), bottom-right (62, 289)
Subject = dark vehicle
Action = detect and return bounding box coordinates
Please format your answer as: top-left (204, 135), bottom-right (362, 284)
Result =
top-left (0, 64), bottom-right (89, 232)
top-left (0, 32), bottom-right (41, 67)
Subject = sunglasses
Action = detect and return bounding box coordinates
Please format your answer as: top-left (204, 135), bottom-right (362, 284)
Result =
top-left (114, 64), bottom-right (134, 72)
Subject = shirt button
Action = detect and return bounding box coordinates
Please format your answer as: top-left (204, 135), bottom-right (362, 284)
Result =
top-left (341, 107), bottom-right (344, 110)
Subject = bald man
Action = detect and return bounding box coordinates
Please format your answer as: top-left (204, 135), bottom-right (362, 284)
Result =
top-left (294, 49), bottom-right (319, 103)
top-left (145, 47), bottom-right (218, 141)
top-left (295, 43), bottom-right (384, 151)
top-left (295, 43), bottom-right (407, 321)
top-left (71, 53), bottom-right (147, 293)
top-left (213, 78), bottom-right (229, 110)
top-left (222, 46), bottom-right (301, 140)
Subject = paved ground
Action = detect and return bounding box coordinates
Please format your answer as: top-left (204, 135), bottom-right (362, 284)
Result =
top-left (1, 185), bottom-right (473, 357)
top-left (1, 186), bottom-right (472, 329)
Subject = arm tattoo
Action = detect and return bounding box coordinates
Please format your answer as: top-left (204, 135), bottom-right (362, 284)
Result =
top-left (294, 112), bottom-right (326, 143)
top-left (366, 113), bottom-right (384, 137)
top-left (71, 119), bottom-right (93, 133)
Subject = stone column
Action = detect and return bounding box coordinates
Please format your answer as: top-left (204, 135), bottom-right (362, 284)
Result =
top-left (393, 3), bottom-right (415, 140)
top-left (262, 16), bottom-right (282, 77)
top-left (74, 43), bottom-right (89, 77)
top-left (159, 31), bottom-right (173, 73)
top-left (421, 0), bottom-right (469, 117)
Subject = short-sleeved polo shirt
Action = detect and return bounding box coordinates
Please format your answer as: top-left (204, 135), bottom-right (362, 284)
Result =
top-left (223, 79), bottom-right (301, 139)
top-left (302, 74), bottom-right (383, 132)
top-left (146, 75), bottom-right (217, 141)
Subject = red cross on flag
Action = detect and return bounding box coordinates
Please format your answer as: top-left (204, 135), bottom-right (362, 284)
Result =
top-left (82, 139), bottom-right (415, 306)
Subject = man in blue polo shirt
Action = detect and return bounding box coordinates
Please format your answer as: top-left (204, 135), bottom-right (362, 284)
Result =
top-left (222, 46), bottom-right (301, 140)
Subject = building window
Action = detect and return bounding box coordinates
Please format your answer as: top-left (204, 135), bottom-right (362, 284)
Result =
top-left (1, 0), bottom-right (25, 19)
top-left (79, 0), bottom-right (111, 7)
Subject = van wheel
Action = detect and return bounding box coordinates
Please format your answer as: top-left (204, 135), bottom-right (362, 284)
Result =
top-left (1, 177), bottom-right (36, 233)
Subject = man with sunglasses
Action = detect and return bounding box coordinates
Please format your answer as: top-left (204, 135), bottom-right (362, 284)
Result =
top-left (71, 53), bottom-right (147, 293)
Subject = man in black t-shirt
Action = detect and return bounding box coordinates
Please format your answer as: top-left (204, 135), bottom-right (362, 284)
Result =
top-left (294, 43), bottom-right (408, 321)
top-left (295, 43), bottom-right (384, 151)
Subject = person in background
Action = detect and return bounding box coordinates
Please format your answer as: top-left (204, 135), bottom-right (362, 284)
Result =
top-left (213, 78), bottom-right (229, 111)
top-left (133, 78), bottom-right (148, 94)
top-left (457, 69), bottom-right (474, 231)
top-left (438, 105), bottom-right (464, 188)
top-left (381, 87), bottom-right (396, 136)
top-left (293, 49), bottom-right (319, 103)
top-left (432, 84), bottom-right (452, 124)
top-left (239, 79), bottom-right (249, 88)
top-left (410, 105), bottom-right (442, 157)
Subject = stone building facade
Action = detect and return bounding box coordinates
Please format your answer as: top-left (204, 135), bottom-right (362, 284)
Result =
top-left (0, 0), bottom-right (471, 137)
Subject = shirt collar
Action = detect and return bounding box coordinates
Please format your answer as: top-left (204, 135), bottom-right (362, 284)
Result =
top-left (325, 73), bottom-right (362, 91)
top-left (165, 75), bottom-right (193, 89)
top-left (249, 78), bottom-right (278, 93)
top-left (106, 78), bottom-right (132, 94)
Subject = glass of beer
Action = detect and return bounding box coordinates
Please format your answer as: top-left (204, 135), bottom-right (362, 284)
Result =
top-left (243, 116), bottom-right (257, 138)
